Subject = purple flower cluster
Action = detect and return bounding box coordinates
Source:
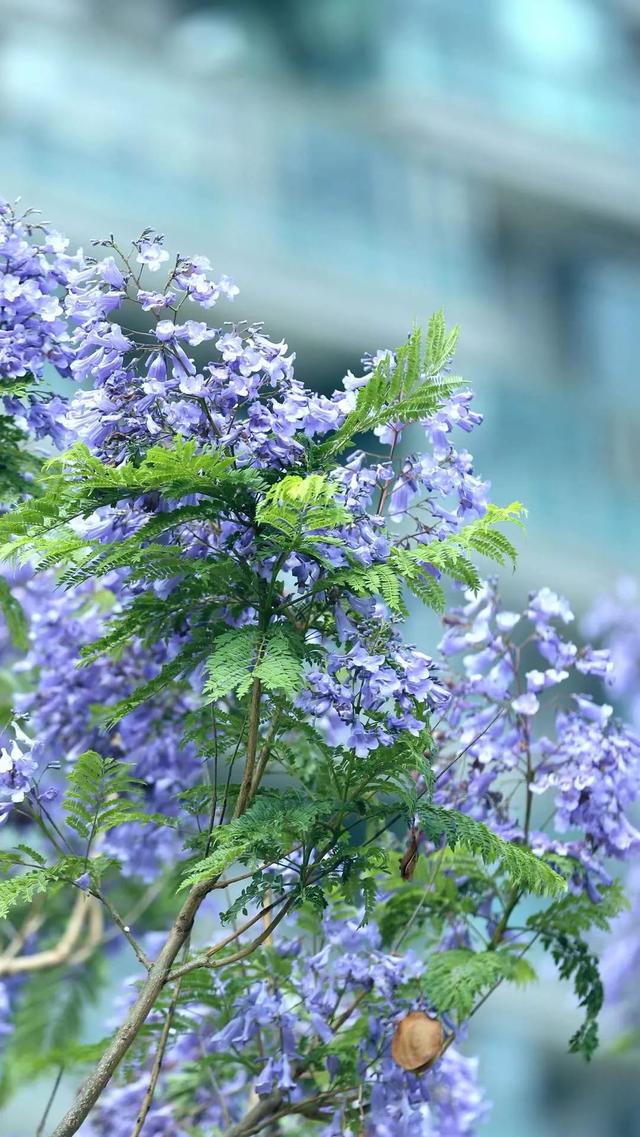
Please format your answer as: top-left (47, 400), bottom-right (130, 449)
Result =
top-left (299, 623), bottom-right (449, 756)
top-left (388, 390), bottom-right (488, 536)
top-left (435, 581), bottom-right (640, 891)
top-left (13, 574), bottom-right (197, 878)
top-left (583, 577), bottom-right (640, 728)
top-left (88, 913), bottom-right (488, 1137)
top-left (0, 200), bottom-right (86, 444)
top-left (533, 699), bottom-right (640, 860)
top-left (60, 234), bottom-right (344, 469)
top-left (584, 581), bottom-right (640, 1030)
top-left (0, 721), bottom-right (36, 825)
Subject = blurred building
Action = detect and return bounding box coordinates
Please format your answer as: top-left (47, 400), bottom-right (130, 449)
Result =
top-left (1, 2), bottom-right (640, 1135)
top-left (1, 0), bottom-right (639, 601)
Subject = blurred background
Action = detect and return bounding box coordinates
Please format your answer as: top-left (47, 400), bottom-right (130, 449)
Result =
top-left (1, 0), bottom-right (639, 1133)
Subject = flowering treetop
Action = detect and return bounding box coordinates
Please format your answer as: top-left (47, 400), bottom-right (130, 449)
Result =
top-left (0, 200), bottom-right (638, 1137)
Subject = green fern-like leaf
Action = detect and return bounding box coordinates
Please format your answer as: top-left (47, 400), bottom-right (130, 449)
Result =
top-left (389, 550), bottom-right (447, 612)
top-left (204, 625), bottom-right (306, 703)
top-left (63, 750), bottom-right (152, 847)
top-left (328, 564), bottom-right (408, 616)
top-left (256, 473), bottom-right (351, 547)
top-left (388, 502), bottom-right (525, 613)
top-left (313, 323), bottom-right (464, 462)
top-left (0, 577), bottom-right (29, 651)
top-left (0, 869), bottom-right (55, 920)
top-left (255, 627), bottom-right (306, 697)
top-left (423, 948), bottom-right (536, 1020)
top-left (180, 790), bottom-right (338, 888)
top-left (418, 804), bottom-right (565, 897)
top-left (203, 627), bottom-right (260, 701)
top-left (0, 854), bottom-right (91, 920)
top-left (526, 882), bottom-right (626, 1060)
top-left (0, 438), bottom-right (265, 561)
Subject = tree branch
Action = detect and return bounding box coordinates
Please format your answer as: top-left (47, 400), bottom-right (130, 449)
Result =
top-left (167, 894), bottom-right (296, 983)
top-left (92, 887), bottom-right (151, 970)
top-left (234, 678), bottom-right (262, 818)
top-left (0, 892), bottom-right (92, 977)
top-left (47, 670), bottom-right (277, 1137)
top-left (48, 877), bottom-right (216, 1137)
top-left (129, 975), bottom-right (184, 1137)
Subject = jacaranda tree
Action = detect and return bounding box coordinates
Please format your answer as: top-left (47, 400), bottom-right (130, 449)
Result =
top-left (0, 199), bottom-right (638, 1137)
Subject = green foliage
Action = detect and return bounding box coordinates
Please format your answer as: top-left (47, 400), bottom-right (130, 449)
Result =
top-left (203, 624), bottom-right (306, 703)
top-left (203, 627), bottom-right (259, 701)
top-left (0, 953), bottom-right (105, 1100)
top-left (418, 803), bottom-right (566, 897)
top-left (423, 948), bottom-right (536, 1020)
top-left (254, 626), bottom-right (306, 697)
top-left (554, 937), bottom-right (602, 1060)
top-left (0, 577), bottom-right (28, 652)
top-left (527, 882), bottom-right (627, 1060)
top-left (389, 502), bottom-right (525, 613)
top-left (0, 867), bottom-right (56, 920)
top-left (63, 750), bottom-right (169, 851)
top-left (51, 437), bottom-right (263, 502)
top-left (530, 879), bottom-right (628, 934)
top-left (328, 563), bottom-right (408, 616)
top-left (0, 438), bottom-right (264, 558)
top-left (0, 851), bottom-right (106, 920)
top-left (452, 502), bottom-right (525, 564)
top-left (180, 789), bottom-right (338, 888)
top-left (312, 318), bottom-right (462, 461)
top-left (0, 412), bottom-right (40, 502)
top-left (256, 473), bottom-right (351, 546)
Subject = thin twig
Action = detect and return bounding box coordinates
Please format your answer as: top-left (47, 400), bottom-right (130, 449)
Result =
top-left (129, 967), bottom-right (186, 1137)
top-left (435, 706), bottom-right (506, 782)
top-left (36, 1065), bottom-right (65, 1137)
top-left (92, 888), bottom-right (151, 970)
top-left (168, 895), bottom-right (296, 983)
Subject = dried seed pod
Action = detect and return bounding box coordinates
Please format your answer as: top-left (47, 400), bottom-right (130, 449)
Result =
top-left (391, 1011), bottom-right (444, 1073)
top-left (399, 827), bottom-right (420, 881)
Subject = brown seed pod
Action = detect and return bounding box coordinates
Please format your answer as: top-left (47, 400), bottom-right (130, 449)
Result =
top-left (399, 827), bottom-right (420, 881)
top-left (391, 1011), bottom-right (444, 1073)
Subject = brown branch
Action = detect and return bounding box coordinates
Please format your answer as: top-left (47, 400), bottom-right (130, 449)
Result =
top-left (92, 888), bottom-right (151, 970)
top-left (48, 669), bottom-right (277, 1137)
top-left (331, 989), bottom-right (368, 1032)
top-left (129, 975), bottom-right (183, 1137)
top-left (222, 1083), bottom-right (357, 1137)
top-left (248, 704), bottom-right (283, 800)
top-left (233, 678), bottom-right (262, 818)
top-left (221, 1091), bottom-right (284, 1137)
top-left (168, 894), bottom-right (296, 983)
top-left (226, 1089), bottom-right (351, 1137)
top-left (1, 903), bottom-right (46, 961)
top-left (0, 892), bottom-right (90, 977)
top-left (48, 877), bottom-right (217, 1137)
